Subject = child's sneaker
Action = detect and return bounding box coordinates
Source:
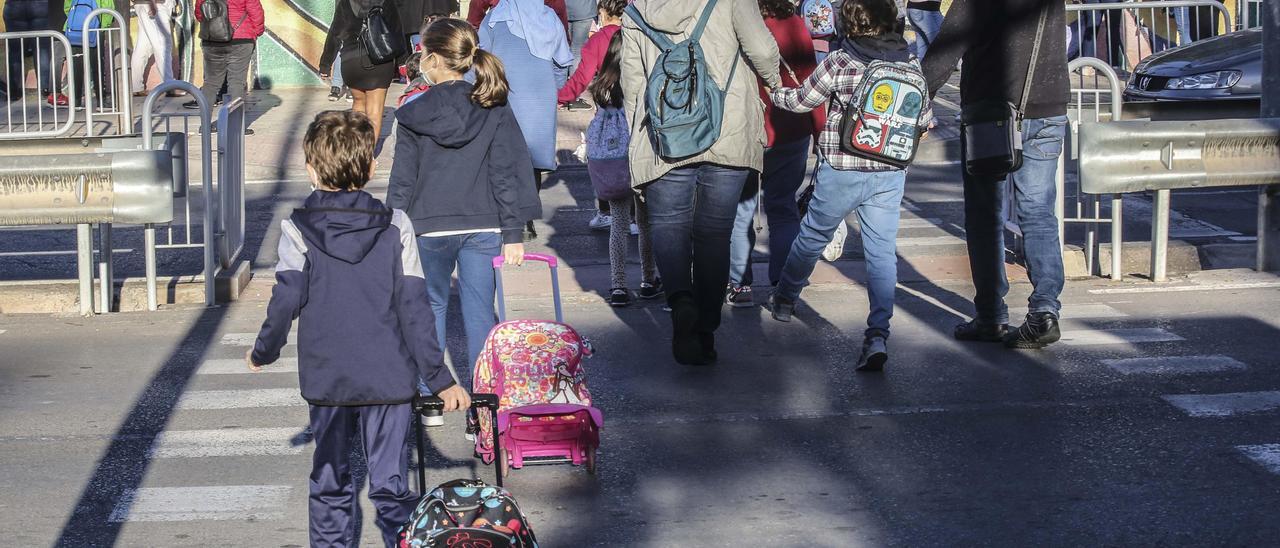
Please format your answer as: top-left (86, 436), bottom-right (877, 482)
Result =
top-left (638, 278), bottom-right (663, 300)
top-left (725, 284), bottom-right (754, 308)
top-left (608, 288), bottom-right (632, 307)
top-left (856, 334), bottom-right (888, 372)
top-left (588, 212), bottom-right (612, 231)
top-left (823, 222), bottom-right (847, 262)
top-left (327, 86), bottom-right (342, 101)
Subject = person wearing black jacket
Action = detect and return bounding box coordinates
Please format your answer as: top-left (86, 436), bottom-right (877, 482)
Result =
top-left (921, 0), bottom-right (1068, 349)
top-left (324, 0), bottom-right (403, 145)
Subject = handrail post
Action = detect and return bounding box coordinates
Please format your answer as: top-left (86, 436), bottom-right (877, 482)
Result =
top-left (1260, 0), bottom-right (1279, 271)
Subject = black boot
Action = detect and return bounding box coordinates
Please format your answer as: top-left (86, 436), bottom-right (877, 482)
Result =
top-left (698, 331), bottom-right (717, 364)
top-left (1004, 312), bottom-right (1061, 349)
top-left (668, 293), bottom-right (708, 365)
top-left (954, 319), bottom-right (1009, 342)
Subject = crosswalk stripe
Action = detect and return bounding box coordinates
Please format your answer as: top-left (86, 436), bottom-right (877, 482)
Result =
top-left (1237, 444), bottom-right (1280, 475)
top-left (150, 428), bottom-right (308, 458)
top-left (177, 389), bottom-right (304, 410)
top-left (200, 358), bottom-right (299, 375)
top-left (1089, 281), bottom-right (1280, 294)
top-left (1059, 328), bottom-right (1184, 346)
top-left (1162, 391), bottom-right (1280, 417)
top-left (1102, 355), bottom-right (1248, 375)
top-left (894, 235), bottom-right (968, 247)
top-left (109, 485), bottom-right (291, 522)
top-left (221, 332), bottom-right (295, 346)
top-left (1011, 303), bottom-right (1128, 319)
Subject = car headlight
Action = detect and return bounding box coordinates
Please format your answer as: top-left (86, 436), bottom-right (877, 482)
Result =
top-left (1165, 71), bottom-right (1242, 90)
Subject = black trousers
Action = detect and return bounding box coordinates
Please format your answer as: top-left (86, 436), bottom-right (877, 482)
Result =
top-left (4, 0), bottom-right (55, 96)
top-left (200, 41), bottom-right (254, 106)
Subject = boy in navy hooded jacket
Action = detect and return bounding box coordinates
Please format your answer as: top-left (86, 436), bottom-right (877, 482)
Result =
top-left (247, 111), bottom-right (470, 547)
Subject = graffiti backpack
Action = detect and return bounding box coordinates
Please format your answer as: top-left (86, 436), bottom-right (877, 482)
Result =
top-left (398, 479), bottom-right (537, 548)
top-left (839, 59), bottom-right (929, 168)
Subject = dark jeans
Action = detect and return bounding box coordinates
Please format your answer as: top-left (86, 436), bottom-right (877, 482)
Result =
top-left (69, 46), bottom-right (107, 106)
top-left (3, 1), bottom-right (55, 97)
top-left (962, 116), bottom-right (1068, 325)
top-left (1075, 0), bottom-right (1125, 66)
top-left (729, 137), bottom-right (811, 287)
top-left (308, 403), bottom-right (416, 548)
top-left (644, 163), bottom-right (749, 333)
top-left (200, 41), bottom-right (254, 107)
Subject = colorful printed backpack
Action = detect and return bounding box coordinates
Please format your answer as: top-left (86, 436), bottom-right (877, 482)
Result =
top-left (399, 479), bottom-right (538, 548)
top-left (838, 59), bottom-right (930, 168)
top-left (800, 0), bottom-right (836, 38)
top-left (471, 320), bottom-right (594, 461)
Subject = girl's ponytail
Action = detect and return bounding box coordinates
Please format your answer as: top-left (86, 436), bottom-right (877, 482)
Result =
top-left (470, 49), bottom-right (510, 108)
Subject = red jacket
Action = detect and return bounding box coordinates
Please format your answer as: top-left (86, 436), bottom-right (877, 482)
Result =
top-left (557, 24), bottom-right (618, 104)
top-left (761, 15), bottom-right (824, 148)
top-left (467, 0), bottom-right (568, 33)
top-left (195, 0), bottom-right (265, 42)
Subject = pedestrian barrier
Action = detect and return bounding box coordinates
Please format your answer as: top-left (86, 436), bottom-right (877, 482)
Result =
top-left (1078, 118), bottom-right (1280, 281)
top-left (1067, 0), bottom-right (1232, 72)
top-left (79, 8), bottom-right (133, 138)
top-left (216, 98), bottom-right (247, 270)
top-left (1, 31), bottom-right (76, 139)
top-left (1064, 57), bottom-right (1126, 280)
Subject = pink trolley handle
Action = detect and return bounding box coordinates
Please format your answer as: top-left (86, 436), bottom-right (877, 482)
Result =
top-left (492, 253), bottom-right (563, 323)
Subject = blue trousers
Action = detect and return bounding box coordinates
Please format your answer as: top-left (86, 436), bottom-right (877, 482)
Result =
top-left (308, 403), bottom-right (416, 548)
top-left (775, 165), bottom-right (905, 338)
top-left (729, 137), bottom-right (811, 287)
top-left (418, 232), bottom-right (500, 379)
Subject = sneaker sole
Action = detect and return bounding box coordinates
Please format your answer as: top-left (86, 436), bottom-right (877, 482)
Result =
top-left (729, 300), bottom-right (755, 308)
top-left (856, 352), bottom-right (887, 372)
top-left (638, 291), bottom-right (664, 300)
top-left (1004, 335), bottom-right (1060, 349)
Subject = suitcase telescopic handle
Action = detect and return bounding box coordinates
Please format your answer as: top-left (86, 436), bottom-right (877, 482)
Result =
top-left (413, 393), bottom-right (504, 492)
top-left (492, 253), bottom-right (564, 324)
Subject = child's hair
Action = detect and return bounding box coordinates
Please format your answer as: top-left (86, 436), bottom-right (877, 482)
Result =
top-left (419, 14), bottom-right (445, 36)
top-left (758, 0), bottom-right (795, 19)
top-left (303, 111), bottom-right (375, 191)
top-left (840, 0), bottom-right (898, 38)
top-left (420, 18), bottom-right (509, 108)
top-left (404, 51), bottom-right (423, 81)
top-left (588, 31), bottom-right (625, 108)
top-left (597, 0), bottom-right (627, 18)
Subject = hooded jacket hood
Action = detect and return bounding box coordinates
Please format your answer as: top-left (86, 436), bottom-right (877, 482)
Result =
top-left (628, 0), bottom-right (701, 34)
top-left (291, 190), bottom-right (392, 264)
top-left (394, 80), bottom-right (494, 149)
top-left (839, 33), bottom-right (912, 64)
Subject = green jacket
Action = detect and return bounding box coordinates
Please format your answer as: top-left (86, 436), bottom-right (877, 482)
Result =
top-left (65, 0), bottom-right (117, 31)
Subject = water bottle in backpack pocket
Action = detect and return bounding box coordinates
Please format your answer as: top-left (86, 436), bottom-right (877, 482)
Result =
top-left (65, 0), bottom-right (101, 48)
top-left (624, 0), bottom-right (738, 161)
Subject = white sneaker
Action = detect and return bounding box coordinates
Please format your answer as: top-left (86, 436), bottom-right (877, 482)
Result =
top-left (630, 223), bottom-right (639, 236)
top-left (588, 212), bottom-right (612, 231)
top-left (823, 222), bottom-right (848, 262)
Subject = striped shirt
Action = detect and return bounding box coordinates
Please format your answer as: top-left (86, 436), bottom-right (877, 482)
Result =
top-left (770, 49), bottom-right (931, 172)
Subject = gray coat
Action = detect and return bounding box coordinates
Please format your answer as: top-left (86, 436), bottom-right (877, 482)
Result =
top-left (621, 0), bottom-right (782, 186)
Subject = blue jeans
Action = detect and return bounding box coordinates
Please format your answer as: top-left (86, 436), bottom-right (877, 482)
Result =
top-left (417, 232), bottom-right (500, 380)
top-left (729, 137), bottom-right (811, 287)
top-left (569, 19), bottom-right (593, 73)
top-left (644, 163), bottom-right (749, 333)
top-left (776, 164), bottom-right (905, 338)
top-left (962, 116), bottom-right (1067, 324)
top-left (331, 54), bottom-right (344, 88)
top-left (906, 9), bottom-right (943, 60)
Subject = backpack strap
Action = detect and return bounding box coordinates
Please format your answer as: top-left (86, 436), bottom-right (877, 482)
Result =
top-left (623, 4), bottom-right (675, 51)
top-left (688, 0), bottom-right (720, 42)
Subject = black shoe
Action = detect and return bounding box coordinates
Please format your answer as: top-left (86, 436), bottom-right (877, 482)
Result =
top-left (564, 98), bottom-right (592, 111)
top-left (327, 86), bottom-right (342, 101)
top-left (638, 278), bottom-right (663, 300)
top-left (766, 293), bottom-right (794, 323)
top-left (953, 319), bottom-right (1009, 342)
top-left (608, 288), bottom-right (632, 308)
top-left (698, 331), bottom-right (717, 364)
top-left (524, 221), bottom-right (538, 242)
top-left (1004, 312), bottom-right (1061, 349)
top-left (669, 294), bottom-right (709, 365)
top-left (182, 100), bottom-right (199, 109)
top-left (855, 334), bottom-right (888, 372)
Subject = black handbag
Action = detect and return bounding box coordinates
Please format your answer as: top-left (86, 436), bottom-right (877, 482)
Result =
top-left (959, 6), bottom-right (1048, 178)
top-left (357, 2), bottom-right (406, 65)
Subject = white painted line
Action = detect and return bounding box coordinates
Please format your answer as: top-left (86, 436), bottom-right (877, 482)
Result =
top-left (1059, 328), bottom-right (1184, 346)
top-left (1102, 355), bottom-right (1247, 375)
top-left (150, 428), bottom-right (307, 458)
top-left (1011, 303), bottom-right (1128, 319)
top-left (110, 485), bottom-right (291, 522)
top-left (177, 389), bottom-right (303, 410)
top-left (200, 357), bottom-right (298, 375)
top-left (0, 248), bottom-right (135, 257)
top-left (894, 235), bottom-right (968, 247)
top-left (220, 332), bottom-right (295, 346)
top-left (1237, 444), bottom-right (1280, 475)
top-left (852, 218), bottom-right (947, 230)
top-left (0, 329), bottom-right (6, 335)
top-left (1090, 281), bottom-right (1280, 294)
top-left (1162, 391), bottom-right (1280, 417)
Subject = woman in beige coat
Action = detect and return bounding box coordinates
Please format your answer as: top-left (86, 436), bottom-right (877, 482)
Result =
top-left (621, 0), bottom-right (781, 365)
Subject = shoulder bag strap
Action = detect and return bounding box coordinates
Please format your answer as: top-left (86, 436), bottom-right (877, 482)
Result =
top-left (1018, 3), bottom-right (1050, 119)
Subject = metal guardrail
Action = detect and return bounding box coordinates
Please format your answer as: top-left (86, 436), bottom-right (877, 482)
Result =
top-left (1068, 0), bottom-right (1232, 71)
top-left (1, 31), bottom-right (76, 139)
top-left (1078, 118), bottom-right (1280, 281)
top-left (216, 98), bottom-right (247, 270)
top-left (1065, 57), bottom-right (1125, 280)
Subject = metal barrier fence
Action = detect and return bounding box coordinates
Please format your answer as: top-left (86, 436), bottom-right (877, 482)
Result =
top-left (1, 31), bottom-right (76, 139)
top-left (80, 8), bottom-right (133, 138)
top-left (1065, 58), bottom-right (1126, 280)
top-left (1068, 0), bottom-right (1232, 72)
top-left (216, 98), bottom-right (247, 270)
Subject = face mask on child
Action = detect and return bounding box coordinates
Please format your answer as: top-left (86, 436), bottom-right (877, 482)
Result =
top-left (420, 54), bottom-right (439, 87)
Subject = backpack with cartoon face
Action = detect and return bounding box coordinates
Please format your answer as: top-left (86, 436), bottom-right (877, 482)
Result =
top-left (800, 0), bottom-right (836, 38)
top-left (839, 59), bottom-right (929, 168)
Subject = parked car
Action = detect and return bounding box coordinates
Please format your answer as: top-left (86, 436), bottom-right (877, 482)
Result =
top-left (1124, 27), bottom-right (1261, 102)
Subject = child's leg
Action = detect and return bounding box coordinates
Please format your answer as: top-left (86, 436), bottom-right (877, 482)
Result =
top-left (854, 171), bottom-right (905, 339)
top-left (727, 174), bottom-right (758, 288)
top-left (607, 197), bottom-right (632, 288)
top-left (357, 403), bottom-right (417, 548)
top-left (307, 405), bottom-right (357, 546)
top-left (418, 235), bottom-right (462, 361)
top-left (635, 196), bottom-right (657, 284)
top-left (455, 232), bottom-right (501, 374)
top-left (773, 163), bottom-right (865, 303)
